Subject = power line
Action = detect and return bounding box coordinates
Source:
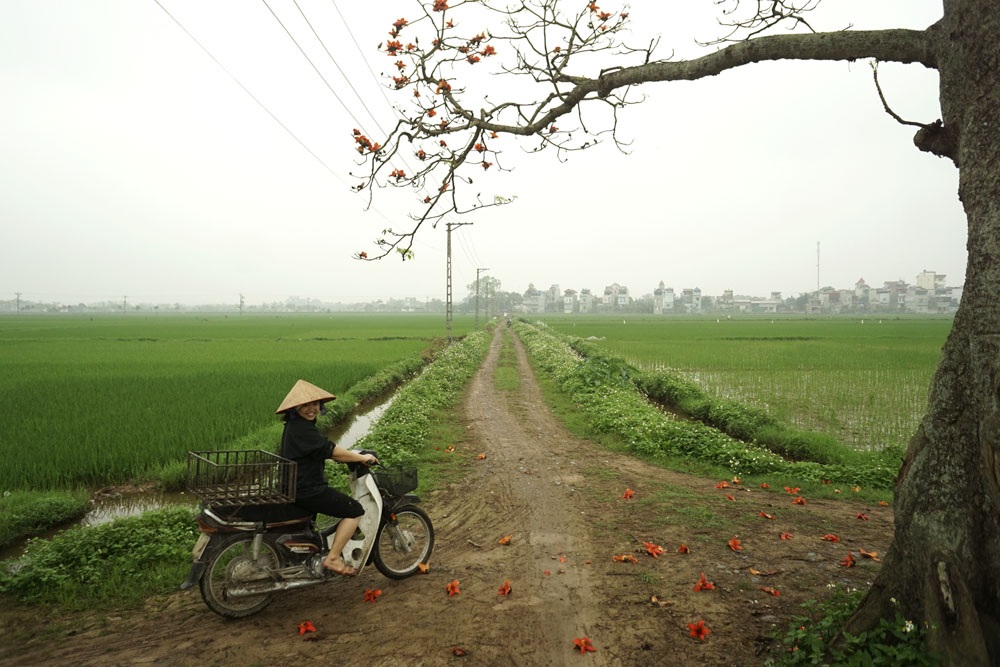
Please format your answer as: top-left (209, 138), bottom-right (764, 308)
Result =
top-left (151, 0), bottom-right (343, 183)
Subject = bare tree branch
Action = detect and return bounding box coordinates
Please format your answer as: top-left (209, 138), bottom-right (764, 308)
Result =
top-left (351, 0), bottom-right (935, 261)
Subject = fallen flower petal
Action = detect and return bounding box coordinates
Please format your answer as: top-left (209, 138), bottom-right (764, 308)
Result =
top-left (497, 579), bottom-right (512, 596)
top-left (760, 482), bottom-right (771, 489)
top-left (859, 548), bottom-right (881, 561)
top-left (450, 646), bottom-right (467, 656)
top-left (363, 588), bottom-right (382, 603)
top-left (839, 552), bottom-right (856, 568)
top-left (612, 554), bottom-right (638, 563)
top-left (728, 537), bottom-right (743, 551)
top-left (417, 562), bottom-right (429, 574)
top-left (725, 493), bottom-right (736, 501)
top-left (621, 488), bottom-right (635, 499)
top-left (693, 572), bottom-right (716, 591)
top-left (821, 534), bottom-right (840, 542)
top-left (298, 620), bottom-right (317, 636)
top-left (793, 496), bottom-right (807, 505)
top-left (758, 586), bottom-right (781, 597)
top-left (856, 512), bottom-right (870, 520)
top-left (643, 541), bottom-right (666, 558)
top-left (758, 511), bottom-right (775, 520)
top-left (784, 486), bottom-right (800, 495)
top-left (476, 452), bottom-right (486, 460)
top-left (677, 544), bottom-right (690, 554)
top-left (446, 579), bottom-right (461, 596)
top-left (780, 532), bottom-right (793, 540)
top-left (878, 500), bottom-right (890, 506)
top-left (497, 534), bottom-right (513, 545)
top-left (714, 481), bottom-right (730, 489)
top-left (687, 620), bottom-right (711, 641)
top-left (573, 637), bottom-right (596, 654)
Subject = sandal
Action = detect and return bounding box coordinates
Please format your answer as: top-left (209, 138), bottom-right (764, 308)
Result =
top-left (322, 557), bottom-right (357, 577)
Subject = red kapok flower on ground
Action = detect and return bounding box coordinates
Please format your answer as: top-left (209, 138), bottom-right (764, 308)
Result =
top-left (878, 500), bottom-right (890, 507)
top-left (612, 554), bottom-right (638, 563)
top-left (715, 481), bottom-right (729, 489)
top-left (621, 488), bottom-right (635, 499)
top-left (856, 512), bottom-right (870, 520)
top-left (758, 586), bottom-right (781, 597)
top-left (732, 476), bottom-right (742, 485)
top-left (476, 452), bottom-right (486, 460)
top-left (784, 486), bottom-right (800, 494)
top-left (446, 579), bottom-right (461, 596)
top-left (677, 544), bottom-right (690, 554)
top-left (851, 485), bottom-right (862, 493)
top-left (363, 588), bottom-right (382, 603)
top-left (793, 496), bottom-right (807, 505)
top-left (497, 579), bottom-right (512, 596)
top-left (725, 493), bottom-right (736, 501)
top-left (687, 620), bottom-right (711, 641)
top-left (821, 534), bottom-right (840, 542)
top-left (298, 620), bottom-right (317, 636)
top-left (643, 541), bottom-right (666, 558)
top-left (839, 552), bottom-right (856, 568)
top-left (780, 532), bottom-right (793, 540)
top-left (728, 537), bottom-right (743, 551)
top-left (573, 637), bottom-right (596, 654)
top-left (450, 646), bottom-right (467, 656)
top-left (859, 548), bottom-right (881, 561)
top-left (498, 534), bottom-right (513, 545)
top-left (693, 572), bottom-right (715, 591)
top-left (760, 482), bottom-right (770, 489)
top-left (417, 562), bottom-right (429, 574)
top-left (758, 511), bottom-right (775, 520)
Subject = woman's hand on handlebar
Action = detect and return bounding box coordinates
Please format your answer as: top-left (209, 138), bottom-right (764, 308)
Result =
top-left (362, 453), bottom-right (379, 466)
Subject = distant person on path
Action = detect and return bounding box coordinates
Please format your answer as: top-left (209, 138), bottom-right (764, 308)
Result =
top-left (276, 379), bottom-right (378, 576)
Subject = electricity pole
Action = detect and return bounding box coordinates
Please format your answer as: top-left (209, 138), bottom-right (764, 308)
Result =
top-left (476, 267), bottom-right (490, 329)
top-left (445, 222), bottom-right (471, 341)
top-left (15, 292), bottom-right (21, 314)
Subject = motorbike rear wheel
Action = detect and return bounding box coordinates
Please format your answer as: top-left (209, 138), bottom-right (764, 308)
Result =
top-left (199, 533), bottom-right (282, 618)
top-left (373, 504), bottom-right (434, 579)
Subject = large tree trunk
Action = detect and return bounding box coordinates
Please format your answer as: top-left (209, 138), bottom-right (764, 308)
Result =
top-left (847, 2), bottom-right (1000, 664)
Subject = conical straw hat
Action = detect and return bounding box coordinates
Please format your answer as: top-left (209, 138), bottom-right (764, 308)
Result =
top-left (275, 379), bottom-right (336, 413)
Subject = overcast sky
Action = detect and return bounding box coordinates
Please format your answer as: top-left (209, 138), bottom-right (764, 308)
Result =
top-left (1, 0), bottom-right (962, 306)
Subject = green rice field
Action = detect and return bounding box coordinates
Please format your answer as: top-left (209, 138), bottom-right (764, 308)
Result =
top-left (0, 314), bottom-right (468, 491)
top-left (536, 315), bottom-right (952, 451)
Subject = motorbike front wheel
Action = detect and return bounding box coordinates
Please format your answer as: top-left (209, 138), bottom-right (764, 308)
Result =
top-left (199, 533), bottom-right (282, 618)
top-left (373, 504), bottom-right (434, 579)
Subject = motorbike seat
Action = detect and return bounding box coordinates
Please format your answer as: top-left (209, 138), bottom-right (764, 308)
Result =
top-left (210, 503), bottom-right (313, 526)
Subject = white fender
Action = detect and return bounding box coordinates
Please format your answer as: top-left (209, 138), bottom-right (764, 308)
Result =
top-left (336, 470), bottom-right (383, 573)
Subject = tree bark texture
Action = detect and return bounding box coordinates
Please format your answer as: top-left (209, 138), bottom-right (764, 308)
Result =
top-left (847, 2), bottom-right (1000, 665)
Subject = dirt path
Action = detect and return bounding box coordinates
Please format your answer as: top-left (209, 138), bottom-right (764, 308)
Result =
top-left (0, 327), bottom-right (894, 666)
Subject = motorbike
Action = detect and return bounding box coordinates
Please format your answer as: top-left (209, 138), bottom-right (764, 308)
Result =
top-left (180, 449), bottom-right (434, 618)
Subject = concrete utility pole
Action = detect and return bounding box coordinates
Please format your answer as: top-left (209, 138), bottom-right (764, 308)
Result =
top-left (15, 292), bottom-right (21, 314)
top-left (239, 293), bottom-right (245, 316)
top-left (476, 267), bottom-right (490, 329)
top-left (446, 222), bottom-right (471, 342)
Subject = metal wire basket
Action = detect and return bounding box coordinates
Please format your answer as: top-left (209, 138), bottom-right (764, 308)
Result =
top-left (373, 466), bottom-right (418, 497)
top-left (186, 450), bottom-right (296, 505)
